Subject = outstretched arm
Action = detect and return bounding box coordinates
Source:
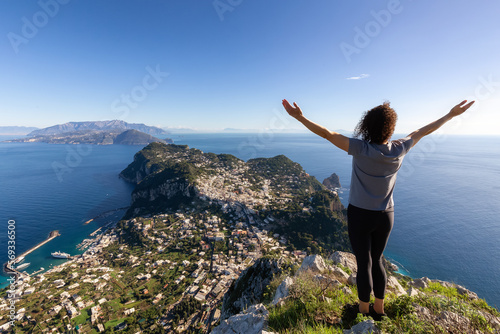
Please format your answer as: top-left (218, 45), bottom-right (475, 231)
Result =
top-left (282, 99), bottom-right (349, 152)
top-left (407, 100), bottom-right (475, 147)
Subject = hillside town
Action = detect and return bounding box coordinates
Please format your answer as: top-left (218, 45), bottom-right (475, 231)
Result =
top-left (0, 185), bottom-right (307, 333)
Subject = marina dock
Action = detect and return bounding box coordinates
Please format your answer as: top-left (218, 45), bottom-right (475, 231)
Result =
top-left (3, 230), bottom-right (60, 277)
top-left (30, 267), bottom-right (45, 276)
top-left (90, 227), bottom-right (102, 237)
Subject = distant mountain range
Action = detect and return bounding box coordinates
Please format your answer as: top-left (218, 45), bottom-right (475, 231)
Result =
top-left (0, 126), bottom-right (39, 135)
top-left (27, 120), bottom-right (168, 137)
top-left (5, 129), bottom-right (172, 146)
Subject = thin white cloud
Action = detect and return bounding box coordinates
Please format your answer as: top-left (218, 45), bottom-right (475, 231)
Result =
top-left (346, 73), bottom-right (370, 80)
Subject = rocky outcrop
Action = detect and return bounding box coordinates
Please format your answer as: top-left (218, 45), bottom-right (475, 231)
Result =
top-left (223, 253), bottom-right (500, 334)
top-left (331, 265), bottom-right (350, 283)
top-left (296, 254), bottom-right (327, 274)
top-left (407, 286), bottom-right (421, 297)
top-left (221, 257), bottom-right (285, 320)
top-left (387, 276), bottom-right (406, 296)
top-left (211, 304), bottom-right (276, 334)
top-left (408, 277), bottom-right (479, 300)
top-left (313, 274), bottom-right (341, 288)
top-left (347, 273), bottom-right (357, 286)
top-left (343, 320), bottom-right (380, 334)
top-left (412, 304), bottom-right (500, 334)
top-left (271, 276), bottom-right (294, 306)
top-left (322, 172), bottom-right (341, 189)
top-left (296, 254), bottom-right (350, 283)
top-left (409, 276), bottom-right (431, 289)
top-left (330, 251), bottom-right (357, 273)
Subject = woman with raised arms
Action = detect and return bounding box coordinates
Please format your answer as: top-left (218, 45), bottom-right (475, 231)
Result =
top-left (282, 98), bottom-right (475, 320)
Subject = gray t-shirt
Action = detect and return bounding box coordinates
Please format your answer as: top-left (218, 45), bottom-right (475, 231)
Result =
top-left (348, 137), bottom-right (413, 211)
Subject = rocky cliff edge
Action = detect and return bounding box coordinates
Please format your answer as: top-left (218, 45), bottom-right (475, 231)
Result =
top-left (213, 253), bottom-right (500, 334)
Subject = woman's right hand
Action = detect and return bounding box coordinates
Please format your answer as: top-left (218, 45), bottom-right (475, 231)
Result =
top-left (282, 99), bottom-right (303, 118)
top-left (448, 100), bottom-right (475, 118)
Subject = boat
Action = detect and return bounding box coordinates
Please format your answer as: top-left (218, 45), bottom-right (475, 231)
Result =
top-left (15, 262), bottom-right (30, 270)
top-left (14, 256), bottom-right (25, 264)
top-left (51, 251), bottom-right (70, 259)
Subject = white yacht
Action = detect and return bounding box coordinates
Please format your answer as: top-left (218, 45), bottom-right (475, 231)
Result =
top-left (51, 251), bottom-right (70, 259)
top-left (16, 262), bottom-right (30, 270)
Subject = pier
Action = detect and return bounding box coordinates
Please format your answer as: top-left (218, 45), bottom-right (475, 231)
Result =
top-left (90, 227), bottom-right (102, 237)
top-left (29, 267), bottom-right (45, 276)
top-left (82, 206), bottom-right (129, 225)
top-left (18, 230), bottom-right (61, 258)
top-left (3, 230), bottom-right (60, 277)
top-left (83, 218), bottom-right (94, 225)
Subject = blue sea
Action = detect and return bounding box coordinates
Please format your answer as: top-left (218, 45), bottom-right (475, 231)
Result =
top-left (1, 133), bottom-right (499, 308)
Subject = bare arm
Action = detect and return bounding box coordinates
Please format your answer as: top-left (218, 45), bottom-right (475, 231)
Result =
top-left (282, 99), bottom-right (349, 152)
top-left (407, 100), bottom-right (475, 147)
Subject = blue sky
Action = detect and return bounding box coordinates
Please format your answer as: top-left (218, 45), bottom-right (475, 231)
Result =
top-left (1, 0), bottom-right (499, 134)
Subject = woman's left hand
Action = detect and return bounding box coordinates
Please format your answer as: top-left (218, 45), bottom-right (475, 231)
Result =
top-left (282, 99), bottom-right (303, 118)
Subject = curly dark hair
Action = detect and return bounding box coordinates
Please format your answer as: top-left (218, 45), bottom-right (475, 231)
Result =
top-left (354, 102), bottom-right (398, 144)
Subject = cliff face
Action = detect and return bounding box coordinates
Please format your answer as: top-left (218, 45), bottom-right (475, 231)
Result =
top-left (221, 257), bottom-right (289, 320)
top-left (126, 176), bottom-right (199, 218)
top-left (119, 147), bottom-right (157, 184)
top-left (119, 143), bottom-right (191, 184)
top-left (120, 143), bottom-right (203, 217)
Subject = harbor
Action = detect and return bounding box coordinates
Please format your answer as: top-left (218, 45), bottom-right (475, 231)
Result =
top-left (76, 220), bottom-right (116, 250)
top-left (3, 207), bottom-right (126, 279)
top-left (3, 230), bottom-right (60, 277)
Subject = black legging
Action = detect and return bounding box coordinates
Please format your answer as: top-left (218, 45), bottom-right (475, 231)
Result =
top-left (347, 204), bottom-right (394, 302)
